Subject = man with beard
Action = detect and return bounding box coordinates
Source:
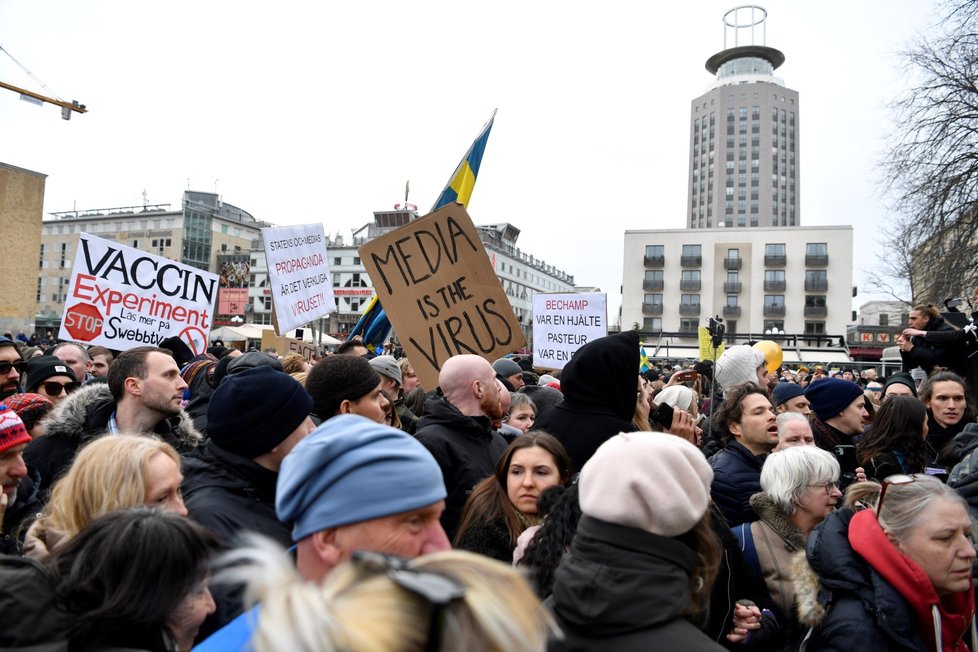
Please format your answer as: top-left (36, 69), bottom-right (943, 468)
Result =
top-left (24, 346), bottom-right (202, 504)
top-left (0, 338), bottom-right (25, 402)
top-left (414, 354), bottom-right (508, 540)
top-left (0, 404), bottom-right (34, 553)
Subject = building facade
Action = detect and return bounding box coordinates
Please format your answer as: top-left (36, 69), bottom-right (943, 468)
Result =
top-left (37, 191), bottom-right (269, 330)
top-left (622, 226), bottom-right (853, 339)
top-left (0, 162), bottom-right (46, 336)
top-left (687, 8), bottom-right (799, 229)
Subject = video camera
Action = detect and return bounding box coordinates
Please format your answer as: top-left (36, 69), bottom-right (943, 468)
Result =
top-left (707, 316), bottom-right (725, 349)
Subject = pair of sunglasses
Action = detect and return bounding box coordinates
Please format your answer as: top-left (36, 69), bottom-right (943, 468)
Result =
top-left (0, 361), bottom-right (28, 376)
top-left (351, 551), bottom-right (466, 652)
top-left (40, 381), bottom-right (81, 396)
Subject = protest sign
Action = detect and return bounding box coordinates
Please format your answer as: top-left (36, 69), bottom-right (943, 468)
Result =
top-left (532, 293), bottom-right (607, 369)
top-left (260, 331), bottom-right (317, 361)
top-left (59, 233), bottom-right (218, 354)
top-left (359, 203), bottom-right (526, 390)
top-left (261, 223), bottom-right (336, 335)
top-left (698, 326), bottom-right (725, 361)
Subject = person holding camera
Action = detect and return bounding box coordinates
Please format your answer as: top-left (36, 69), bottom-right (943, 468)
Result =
top-left (804, 378), bottom-right (867, 489)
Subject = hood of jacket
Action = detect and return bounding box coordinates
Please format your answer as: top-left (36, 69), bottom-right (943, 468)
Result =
top-left (416, 395), bottom-right (495, 441)
top-left (557, 330), bottom-right (639, 420)
top-left (41, 382), bottom-right (202, 447)
top-left (750, 491), bottom-right (805, 550)
top-left (551, 515), bottom-right (699, 637)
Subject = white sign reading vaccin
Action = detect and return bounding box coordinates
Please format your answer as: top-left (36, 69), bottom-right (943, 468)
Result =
top-left (532, 292), bottom-right (607, 369)
top-left (261, 224), bottom-right (337, 334)
top-left (59, 233), bottom-right (219, 355)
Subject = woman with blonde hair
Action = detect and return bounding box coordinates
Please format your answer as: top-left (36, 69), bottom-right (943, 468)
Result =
top-left (24, 434), bottom-right (187, 558)
top-left (221, 538), bottom-right (552, 652)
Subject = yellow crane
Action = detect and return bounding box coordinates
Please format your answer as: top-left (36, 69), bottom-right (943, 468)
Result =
top-left (0, 45), bottom-right (86, 120)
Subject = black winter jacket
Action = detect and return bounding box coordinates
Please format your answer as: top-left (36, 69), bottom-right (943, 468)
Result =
top-left (0, 465), bottom-right (43, 554)
top-left (414, 397), bottom-right (507, 540)
top-left (795, 509), bottom-right (932, 651)
top-left (548, 516), bottom-right (724, 652)
top-left (709, 441), bottom-right (765, 526)
top-left (22, 384), bottom-right (202, 504)
top-left (901, 315), bottom-right (963, 376)
top-left (532, 331), bottom-right (640, 472)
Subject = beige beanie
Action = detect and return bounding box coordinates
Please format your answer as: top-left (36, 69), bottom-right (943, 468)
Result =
top-left (579, 432), bottom-right (713, 537)
top-left (715, 345), bottom-right (766, 391)
top-left (654, 385), bottom-right (695, 411)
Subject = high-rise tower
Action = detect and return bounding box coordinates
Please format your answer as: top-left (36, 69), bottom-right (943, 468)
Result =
top-left (687, 6), bottom-right (799, 229)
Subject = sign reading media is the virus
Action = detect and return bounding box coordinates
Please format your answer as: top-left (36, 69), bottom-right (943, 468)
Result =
top-left (58, 234), bottom-right (219, 355)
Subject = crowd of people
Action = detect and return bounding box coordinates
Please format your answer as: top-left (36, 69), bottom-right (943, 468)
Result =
top-left (0, 310), bottom-right (976, 651)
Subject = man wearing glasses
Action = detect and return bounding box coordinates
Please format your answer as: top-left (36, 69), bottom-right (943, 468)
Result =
top-left (0, 337), bottom-right (25, 402)
top-left (24, 356), bottom-right (79, 406)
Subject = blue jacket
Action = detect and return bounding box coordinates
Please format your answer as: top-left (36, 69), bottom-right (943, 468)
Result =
top-left (193, 607), bottom-right (257, 651)
top-left (709, 440), bottom-right (765, 527)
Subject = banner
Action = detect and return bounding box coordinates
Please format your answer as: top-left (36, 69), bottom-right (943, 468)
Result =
top-left (59, 233), bottom-right (218, 354)
top-left (261, 224), bottom-right (336, 335)
top-left (260, 331), bottom-right (317, 361)
top-left (698, 326), bottom-right (726, 361)
top-left (359, 203), bottom-right (526, 390)
top-left (531, 293), bottom-right (607, 369)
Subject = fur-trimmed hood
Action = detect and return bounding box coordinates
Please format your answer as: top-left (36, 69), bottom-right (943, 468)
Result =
top-left (750, 492), bottom-right (805, 550)
top-left (41, 382), bottom-right (202, 448)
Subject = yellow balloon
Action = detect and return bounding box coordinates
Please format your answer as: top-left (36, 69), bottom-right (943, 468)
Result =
top-left (753, 340), bottom-right (783, 373)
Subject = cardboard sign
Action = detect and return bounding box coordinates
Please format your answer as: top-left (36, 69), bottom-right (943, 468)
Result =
top-left (359, 203), bottom-right (526, 390)
top-left (260, 331), bottom-right (317, 361)
top-left (261, 224), bottom-right (337, 335)
top-left (532, 293), bottom-right (607, 369)
top-left (59, 233), bottom-right (218, 354)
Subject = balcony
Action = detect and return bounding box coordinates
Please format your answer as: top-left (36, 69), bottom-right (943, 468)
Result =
top-left (724, 257), bottom-right (743, 270)
top-left (804, 305), bottom-right (828, 317)
top-left (723, 281), bottom-right (742, 293)
top-left (764, 254), bottom-right (787, 267)
top-left (805, 280), bottom-right (829, 292)
top-left (763, 280), bottom-right (786, 292)
top-left (679, 280), bottom-right (702, 291)
top-left (723, 305), bottom-right (742, 317)
top-left (644, 255), bottom-right (665, 267)
top-left (805, 253), bottom-right (829, 266)
top-left (763, 304), bottom-right (786, 316)
top-left (642, 279), bottom-right (664, 291)
top-left (680, 255), bottom-right (702, 267)
top-left (679, 303), bottom-right (701, 316)
top-left (642, 303), bottom-right (663, 315)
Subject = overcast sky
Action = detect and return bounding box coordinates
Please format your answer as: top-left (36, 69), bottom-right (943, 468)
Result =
top-left (1, 1), bottom-right (939, 321)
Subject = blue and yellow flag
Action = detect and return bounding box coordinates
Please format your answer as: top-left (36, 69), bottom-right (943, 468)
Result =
top-left (431, 109), bottom-right (497, 211)
top-left (347, 294), bottom-right (389, 353)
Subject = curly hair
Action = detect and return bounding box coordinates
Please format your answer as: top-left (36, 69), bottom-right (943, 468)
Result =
top-left (711, 382), bottom-right (769, 446)
top-left (516, 482), bottom-right (582, 598)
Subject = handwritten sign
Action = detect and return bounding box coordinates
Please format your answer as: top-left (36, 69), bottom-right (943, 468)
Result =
top-left (532, 293), bottom-right (607, 369)
top-left (59, 233), bottom-right (218, 354)
top-left (261, 224), bottom-right (336, 335)
top-left (359, 203), bottom-right (526, 390)
top-left (260, 331), bottom-right (318, 361)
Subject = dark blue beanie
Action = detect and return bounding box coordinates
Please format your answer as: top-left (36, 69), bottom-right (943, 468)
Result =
top-left (804, 378), bottom-right (864, 422)
top-left (771, 382), bottom-right (805, 407)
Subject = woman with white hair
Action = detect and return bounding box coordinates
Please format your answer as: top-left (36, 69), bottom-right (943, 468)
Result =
top-left (731, 446), bottom-right (841, 644)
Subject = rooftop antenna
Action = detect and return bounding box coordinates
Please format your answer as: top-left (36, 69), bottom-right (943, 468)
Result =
top-left (142, 189), bottom-right (148, 208)
top-left (723, 5), bottom-right (767, 49)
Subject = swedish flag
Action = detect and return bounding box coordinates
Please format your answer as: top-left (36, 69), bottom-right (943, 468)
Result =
top-left (431, 110), bottom-right (497, 211)
top-left (346, 295), bottom-right (389, 354)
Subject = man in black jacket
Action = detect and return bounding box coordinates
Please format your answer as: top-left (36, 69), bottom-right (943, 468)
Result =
top-left (414, 354), bottom-right (507, 540)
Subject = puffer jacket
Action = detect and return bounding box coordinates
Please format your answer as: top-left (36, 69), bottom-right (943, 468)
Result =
top-left (709, 441), bottom-right (765, 526)
top-left (23, 383), bottom-right (203, 504)
top-left (548, 515), bottom-right (724, 651)
top-left (532, 331), bottom-right (641, 472)
top-left (414, 396), bottom-right (507, 540)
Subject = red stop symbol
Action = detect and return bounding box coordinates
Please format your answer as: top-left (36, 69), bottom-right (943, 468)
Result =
top-left (64, 303), bottom-right (104, 341)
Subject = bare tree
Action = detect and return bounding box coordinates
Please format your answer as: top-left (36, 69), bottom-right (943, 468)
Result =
top-left (878, 0), bottom-right (978, 305)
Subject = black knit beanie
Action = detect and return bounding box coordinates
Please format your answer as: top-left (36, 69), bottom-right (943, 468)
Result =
top-left (207, 366), bottom-right (313, 458)
top-left (306, 354), bottom-right (381, 419)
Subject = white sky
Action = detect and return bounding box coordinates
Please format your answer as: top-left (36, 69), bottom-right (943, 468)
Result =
top-left (1, 1), bottom-right (938, 320)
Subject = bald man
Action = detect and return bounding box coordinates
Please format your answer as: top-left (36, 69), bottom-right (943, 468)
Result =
top-left (413, 354), bottom-right (508, 539)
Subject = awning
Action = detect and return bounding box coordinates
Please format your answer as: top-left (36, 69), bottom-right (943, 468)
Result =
top-left (209, 324), bottom-right (341, 346)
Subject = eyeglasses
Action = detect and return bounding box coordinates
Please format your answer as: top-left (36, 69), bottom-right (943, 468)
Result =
top-left (41, 381), bottom-right (80, 396)
top-left (0, 361), bottom-right (28, 376)
top-left (809, 481), bottom-right (840, 493)
top-left (877, 473), bottom-right (918, 517)
top-left (351, 551), bottom-right (466, 652)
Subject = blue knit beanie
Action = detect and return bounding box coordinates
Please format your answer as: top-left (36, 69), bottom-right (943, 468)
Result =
top-left (771, 382), bottom-right (806, 407)
top-left (804, 378), bottom-right (864, 421)
top-left (277, 414), bottom-right (445, 542)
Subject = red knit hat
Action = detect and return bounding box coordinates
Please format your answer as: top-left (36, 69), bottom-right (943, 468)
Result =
top-left (0, 404), bottom-right (31, 453)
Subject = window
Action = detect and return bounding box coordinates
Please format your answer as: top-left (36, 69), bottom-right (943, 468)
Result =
top-left (60, 242), bottom-right (68, 268)
top-left (645, 244), bottom-right (664, 257)
top-left (681, 294), bottom-right (700, 305)
top-left (726, 294), bottom-right (738, 307)
top-left (681, 270), bottom-right (701, 281)
top-left (334, 257), bottom-right (342, 266)
top-left (644, 294), bottom-right (663, 305)
top-left (763, 320), bottom-right (785, 332)
top-left (806, 270), bottom-right (828, 283)
top-left (727, 271), bottom-right (739, 283)
top-left (806, 243), bottom-right (828, 256)
top-left (764, 270), bottom-right (785, 282)
top-left (682, 244), bottom-right (702, 257)
top-left (764, 295), bottom-right (785, 307)
top-left (680, 319), bottom-right (699, 332)
top-left (643, 318), bottom-right (663, 331)
top-left (879, 314), bottom-right (890, 327)
top-left (38, 243), bottom-right (45, 269)
top-left (353, 257), bottom-right (361, 265)
top-left (765, 243), bottom-right (786, 256)
top-left (805, 322), bottom-right (826, 335)
top-left (644, 270), bottom-right (663, 282)
top-left (727, 248), bottom-right (740, 261)
top-left (805, 296), bottom-right (827, 308)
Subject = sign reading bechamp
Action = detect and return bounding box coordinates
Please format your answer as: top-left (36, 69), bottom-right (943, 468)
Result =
top-left (359, 203), bottom-right (526, 391)
top-left (532, 292), bottom-right (607, 369)
top-left (59, 234), bottom-right (218, 354)
top-left (261, 224), bottom-right (336, 335)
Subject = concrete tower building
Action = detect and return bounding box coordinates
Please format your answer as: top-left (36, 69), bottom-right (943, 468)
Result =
top-left (687, 6), bottom-right (799, 229)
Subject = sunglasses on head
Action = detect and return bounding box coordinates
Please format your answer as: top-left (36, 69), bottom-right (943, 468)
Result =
top-left (0, 361), bottom-right (28, 376)
top-left (877, 473), bottom-right (918, 517)
top-left (41, 380), bottom-right (80, 396)
top-left (351, 551), bottom-right (466, 652)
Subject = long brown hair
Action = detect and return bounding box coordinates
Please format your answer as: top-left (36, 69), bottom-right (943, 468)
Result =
top-left (856, 395), bottom-right (928, 472)
top-left (454, 433), bottom-right (571, 548)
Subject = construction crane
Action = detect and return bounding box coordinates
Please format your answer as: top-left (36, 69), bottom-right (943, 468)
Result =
top-left (0, 45), bottom-right (87, 120)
